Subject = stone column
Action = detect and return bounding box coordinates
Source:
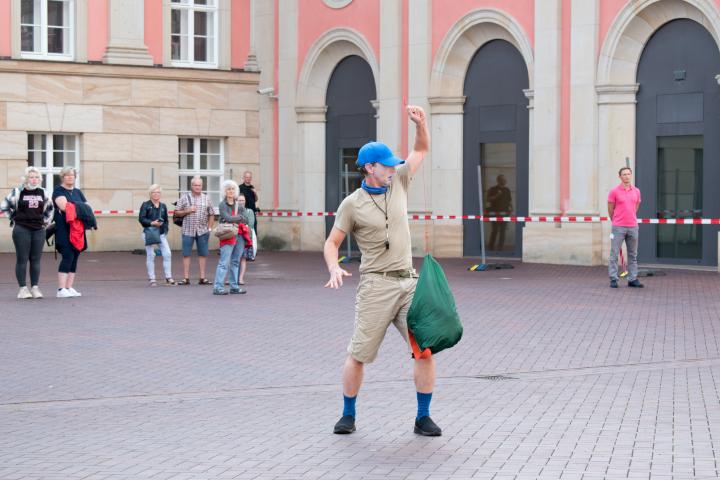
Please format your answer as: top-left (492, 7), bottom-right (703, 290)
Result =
top-left (378, 0), bottom-right (402, 153)
top-left (523, 0), bottom-right (565, 264)
top-left (530, 0), bottom-right (561, 215)
top-left (244, 0), bottom-right (260, 71)
top-left (277, 0), bottom-right (298, 211)
top-left (296, 106), bottom-right (327, 250)
top-left (102, 0), bottom-right (154, 66)
top-left (596, 84), bottom-right (639, 263)
top-left (557, 0), bottom-right (603, 265)
top-left (256, 0), bottom-right (275, 214)
top-left (569, 0), bottom-right (599, 216)
top-left (407, 0), bottom-right (432, 255)
top-left (428, 96), bottom-right (465, 257)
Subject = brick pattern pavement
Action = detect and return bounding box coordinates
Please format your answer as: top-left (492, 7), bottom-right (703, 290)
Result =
top-left (0, 251), bottom-right (719, 479)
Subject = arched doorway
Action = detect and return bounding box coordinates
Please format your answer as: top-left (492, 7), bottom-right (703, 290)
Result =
top-left (324, 55), bottom-right (377, 244)
top-left (463, 40), bottom-right (529, 257)
top-left (635, 19), bottom-right (720, 266)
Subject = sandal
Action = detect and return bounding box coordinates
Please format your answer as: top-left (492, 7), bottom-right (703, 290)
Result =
top-left (177, 278), bottom-right (191, 285)
top-left (165, 278), bottom-right (176, 286)
top-left (198, 278), bottom-right (211, 285)
top-left (149, 280), bottom-right (158, 287)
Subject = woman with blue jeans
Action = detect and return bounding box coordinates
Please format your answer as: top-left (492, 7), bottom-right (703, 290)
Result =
top-left (138, 184), bottom-right (175, 287)
top-left (213, 180), bottom-right (248, 295)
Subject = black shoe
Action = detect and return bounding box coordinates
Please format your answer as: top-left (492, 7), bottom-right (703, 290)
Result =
top-left (610, 279), bottom-right (618, 288)
top-left (229, 288), bottom-right (247, 294)
top-left (333, 415), bottom-right (356, 434)
top-left (628, 279), bottom-right (644, 288)
top-left (414, 416), bottom-right (442, 436)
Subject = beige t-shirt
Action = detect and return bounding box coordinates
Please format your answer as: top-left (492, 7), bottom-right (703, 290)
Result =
top-left (334, 164), bottom-right (412, 273)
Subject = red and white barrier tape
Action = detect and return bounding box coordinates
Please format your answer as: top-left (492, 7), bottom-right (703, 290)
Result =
top-left (2, 210), bottom-right (720, 224)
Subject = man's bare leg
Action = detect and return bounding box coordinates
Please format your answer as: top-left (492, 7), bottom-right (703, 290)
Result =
top-left (182, 256), bottom-right (191, 279)
top-left (413, 355), bottom-right (441, 436)
top-left (198, 256), bottom-right (207, 279)
top-left (334, 355), bottom-right (363, 434)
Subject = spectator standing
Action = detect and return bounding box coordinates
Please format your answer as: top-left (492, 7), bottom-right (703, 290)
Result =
top-left (239, 171), bottom-right (259, 233)
top-left (238, 193), bottom-right (255, 285)
top-left (486, 174), bottom-right (512, 251)
top-left (52, 166), bottom-right (88, 298)
top-left (1, 167), bottom-right (54, 299)
top-left (608, 167), bottom-right (643, 289)
top-left (213, 180), bottom-right (247, 295)
top-left (138, 185), bottom-right (175, 287)
top-left (175, 176), bottom-right (215, 285)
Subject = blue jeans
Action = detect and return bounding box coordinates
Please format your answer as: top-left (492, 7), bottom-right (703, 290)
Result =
top-left (182, 233), bottom-right (209, 257)
top-left (213, 236), bottom-right (244, 290)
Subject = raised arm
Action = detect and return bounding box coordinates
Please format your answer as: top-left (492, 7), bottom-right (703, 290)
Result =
top-left (404, 105), bottom-right (430, 177)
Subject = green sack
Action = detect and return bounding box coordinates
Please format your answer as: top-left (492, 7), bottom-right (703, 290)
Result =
top-left (407, 254), bottom-right (463, 354)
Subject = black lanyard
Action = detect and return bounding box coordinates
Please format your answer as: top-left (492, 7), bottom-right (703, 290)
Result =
top-left (369, 192), bottom-right (390, 250)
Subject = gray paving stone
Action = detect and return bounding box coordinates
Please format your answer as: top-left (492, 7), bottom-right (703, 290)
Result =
top-left (1, 252), bottom-right (720, 479)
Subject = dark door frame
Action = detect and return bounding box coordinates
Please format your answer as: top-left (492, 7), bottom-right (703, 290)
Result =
top-left (635, 18), bottom-right (720, 266)
top-left (324, 55), bottom-right (377, 243)
top-left (462, 39), bottom-right (529, 257)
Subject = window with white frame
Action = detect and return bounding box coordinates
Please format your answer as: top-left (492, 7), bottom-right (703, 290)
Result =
top-left (27, 133), bottom-right (79, 191)
top-left (170, 0), bottom-right (218, 67)
top-left (178, 138), bottom-right (223, 205)
top-left (21, 0), bottom-right (74, 59)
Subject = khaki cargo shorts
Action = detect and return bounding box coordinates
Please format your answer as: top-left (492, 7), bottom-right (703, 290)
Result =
top-left (347, 273), bottom-right (417, 363)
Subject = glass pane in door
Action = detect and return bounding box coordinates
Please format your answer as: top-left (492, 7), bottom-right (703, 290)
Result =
top-left (656, 136), bottom-right (703, 259)
top-left (481, 143), bottom-right (516, 253)
top-left (339, 148), bottom-right (362, 198)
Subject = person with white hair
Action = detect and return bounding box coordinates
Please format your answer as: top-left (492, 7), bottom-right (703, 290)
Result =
top-left (174, 176), bottom-right (215, 285)
top-left (1, 167), bottom-right (54, 299)
top-left (138, 184), bottom-right (175, 286)
top-left (212, 179), bottom-right (248, 295)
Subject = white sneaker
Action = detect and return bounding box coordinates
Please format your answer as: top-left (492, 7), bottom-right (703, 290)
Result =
top-left (30, 286), bottom-right (43, 299)
top-left (17, 286), bottom-right (32, 299)
top-left (67, 287), bottom-right (82, 297)
top-left (56, 288), bottom-right (73, 298)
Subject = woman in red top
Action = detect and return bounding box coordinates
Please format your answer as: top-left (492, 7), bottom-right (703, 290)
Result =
top-left (212, 180), bottom-right (248, 295)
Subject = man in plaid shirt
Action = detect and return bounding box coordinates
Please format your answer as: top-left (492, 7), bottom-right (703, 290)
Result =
top-left (175, 176), bottom-right (215, 285)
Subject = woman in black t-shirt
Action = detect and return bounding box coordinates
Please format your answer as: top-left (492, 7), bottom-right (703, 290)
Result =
top-left (52, 166), bottom-right (88, 298)
top-left (1, 167), bottom-right (54, 299)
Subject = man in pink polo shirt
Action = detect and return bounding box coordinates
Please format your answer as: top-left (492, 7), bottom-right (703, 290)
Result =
top-left (607, 167), bottom-right (643, 288)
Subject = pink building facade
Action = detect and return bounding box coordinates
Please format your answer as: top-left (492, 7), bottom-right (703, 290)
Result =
top-left (1, 0), bottom-right (719, 267)
top-left (258, 0), bottom-right (720, 267)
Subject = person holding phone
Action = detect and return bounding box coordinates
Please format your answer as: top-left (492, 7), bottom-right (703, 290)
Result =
top-left (138, 184), bottom-right (175, 286)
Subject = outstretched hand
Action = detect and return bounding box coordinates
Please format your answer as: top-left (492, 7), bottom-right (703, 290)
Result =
top-left (325, 265), bottom-right (352, 289)
top-left (407, 105), bottom-right (426, 125)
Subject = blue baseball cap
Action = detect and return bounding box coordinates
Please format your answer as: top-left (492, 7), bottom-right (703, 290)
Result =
top-left (356, 142), bottom-right (405, 168)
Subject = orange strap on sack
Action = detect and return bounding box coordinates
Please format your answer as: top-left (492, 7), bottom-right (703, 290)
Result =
top-left (408, 332), bottom-right (432, 359)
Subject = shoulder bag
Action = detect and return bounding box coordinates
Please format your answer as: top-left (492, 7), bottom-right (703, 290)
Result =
top-left (213, 203), bottom-right (238, 240)
top-left (173, 194), bottom-right (189, 227)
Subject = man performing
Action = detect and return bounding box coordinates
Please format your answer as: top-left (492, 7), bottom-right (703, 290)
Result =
top-left (323, 106), bottom-right (441, 437)
top-left (608, 166), bottom-right (644, 289)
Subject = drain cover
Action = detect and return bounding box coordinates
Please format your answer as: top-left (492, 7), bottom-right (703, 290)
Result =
top-left (475, 375), bottom-right (517, 381)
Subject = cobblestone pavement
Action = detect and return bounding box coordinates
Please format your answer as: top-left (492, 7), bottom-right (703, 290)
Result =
top-left (1, 251), bottom-right (719, 480)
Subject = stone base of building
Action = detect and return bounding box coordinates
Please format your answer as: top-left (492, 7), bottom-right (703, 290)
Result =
top-left (522, 222), bottom-right (604, 266)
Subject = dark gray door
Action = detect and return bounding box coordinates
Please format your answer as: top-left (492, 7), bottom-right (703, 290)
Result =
top-left (636, 19), bottom-right (720, 266)
top-left (325, 55), bottom-right (377, 246)
top-left (463, 40), bottom-right (529, 257)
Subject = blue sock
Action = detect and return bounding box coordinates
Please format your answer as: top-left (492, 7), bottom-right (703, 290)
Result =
top-left (343, 395), bottom-right (357, 417)
top-left (416, 392), bottom-right (432, 420)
